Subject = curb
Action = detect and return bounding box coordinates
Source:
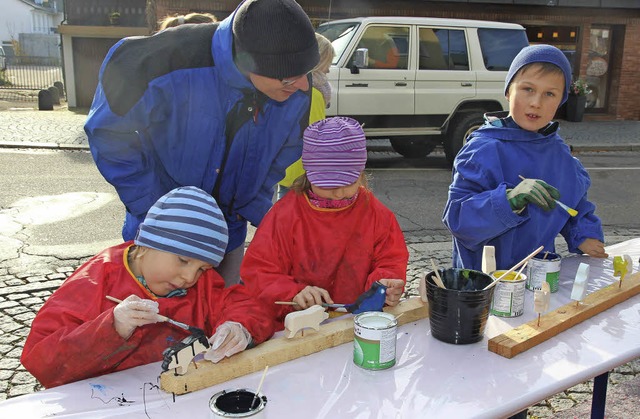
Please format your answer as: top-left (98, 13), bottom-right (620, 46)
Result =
top-left (0, 142), bottom-right (90, 151)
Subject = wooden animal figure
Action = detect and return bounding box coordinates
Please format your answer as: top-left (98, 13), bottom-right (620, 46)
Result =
top-left (284, 305), bottom-right (329, 338)
top-left (482, 245), bottom-right (496, 275)
top-left (534, 281), bottom-right (551, 314)
top-left (161, 331), bottom-right (210, 375)
top-left (613, 255), bottom-right (630, 280)
top-left (571, 263), bottom-right (590, 302)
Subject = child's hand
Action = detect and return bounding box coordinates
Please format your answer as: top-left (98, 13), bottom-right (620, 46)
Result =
top-left (204, 321), bottom-right (251, 363)
top-left (578, 238), bottom-right (608, 258)
top-left (506, 178), bottom-right (559, 212)
top-left (113, 295), bottom-right (160, 340)
top-left (292, 286), bottom-right (333, 309)
top-left (379, 279), bottom-right (405, 306)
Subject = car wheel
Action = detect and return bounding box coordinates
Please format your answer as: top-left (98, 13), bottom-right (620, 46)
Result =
top-left (444, 113), bottom-right (485, 166)
top-left (389, 137), bottom-right (437, 158)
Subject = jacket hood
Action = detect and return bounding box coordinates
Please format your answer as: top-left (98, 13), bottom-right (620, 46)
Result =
top-left (468, 111), bottom-right (562, 145)
top-left (213, 13), bottom-right (254, 91)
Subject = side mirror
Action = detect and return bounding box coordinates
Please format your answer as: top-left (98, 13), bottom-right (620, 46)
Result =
top-left (354, 48), bottom-right (368, 68)
top-left (351, 48), bottom-right (368, 74)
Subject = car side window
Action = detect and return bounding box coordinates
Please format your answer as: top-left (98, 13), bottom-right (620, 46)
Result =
top-left (348, 25), bottom-right (409, 70)
top-left (478, 28), bottom-right (529, 71)
top-left (419, 28), bottom-right (469, 71)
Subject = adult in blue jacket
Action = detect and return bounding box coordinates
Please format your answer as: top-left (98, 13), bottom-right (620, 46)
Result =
top-left (443, 45), bottom-right (606, 271)
top-left (84, 0), bottom-right (319, 285)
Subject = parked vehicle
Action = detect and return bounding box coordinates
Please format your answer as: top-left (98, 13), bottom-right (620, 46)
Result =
top-left (317, 17), bottom-right (529, 164)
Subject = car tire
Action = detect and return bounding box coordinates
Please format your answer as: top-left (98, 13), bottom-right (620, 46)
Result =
top-left (444, 113), bottom-right (485, 166)
top-left (390, 137), bottom-right (437, 158)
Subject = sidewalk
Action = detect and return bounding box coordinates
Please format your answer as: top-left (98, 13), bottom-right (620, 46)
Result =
top-left (0, 105), bottom-right (639, 418)
top-left (0, 105), bottom-right (639, 151)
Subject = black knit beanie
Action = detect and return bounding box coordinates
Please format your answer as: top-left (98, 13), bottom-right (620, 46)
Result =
top-left (233, 0), bottom-right (319, 79)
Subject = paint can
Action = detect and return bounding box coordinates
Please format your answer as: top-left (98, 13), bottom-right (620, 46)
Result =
top-left (353, 311), bottom-right (397, 370)
top-left (489, 270), bottom-right (527, 317)
top-left (526, 252), bottom-right (561, 293)
top-left (209, 388), bottom-right (267, 418)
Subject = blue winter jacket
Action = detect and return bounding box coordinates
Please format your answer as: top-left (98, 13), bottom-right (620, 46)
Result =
top-left (84, 15), bottom-right (310, 252)
top-left (442, 113), bottom-right (604, 271)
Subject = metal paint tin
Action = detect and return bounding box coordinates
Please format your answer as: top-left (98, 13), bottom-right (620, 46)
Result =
top-left (526, 252), bottom-right (561, 293)
top-left (209, 389), bottom-right (267, 418)
top-left (353, 311), bottom-right (397, 370)
top-left (489, 270), bottom-right (527, 317)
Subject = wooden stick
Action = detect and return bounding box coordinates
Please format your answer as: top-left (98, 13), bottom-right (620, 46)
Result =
top-left (489, 271), bottom-right (640, 358)
top-left (105, 295), bottom-right (191, 331)
top-left (430, 259), bottom-right (446, 289)
top-left (275, 301), bottom-right (299, 305)
top-left (251, 365), bottom-right (269, 409)
top-left (483, 245), bottom-right (544, 290)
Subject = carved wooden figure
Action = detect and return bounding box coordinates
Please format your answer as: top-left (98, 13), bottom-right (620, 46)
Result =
top-left (161, 331), bottom-right (210, 375)
top-left (284, 305), bottom-right (329, 338)
top-left (482, 245), bottom-right (497, 275)
top-left (571, 263), bottom-right (590, 303)
top-left (534, 282), bottom-right (551, 326)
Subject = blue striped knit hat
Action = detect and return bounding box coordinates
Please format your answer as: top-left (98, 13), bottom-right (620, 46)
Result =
top-left (302, 117), bottom-right (367, 188)
top-left (134, 187), bottom-right (228, 267)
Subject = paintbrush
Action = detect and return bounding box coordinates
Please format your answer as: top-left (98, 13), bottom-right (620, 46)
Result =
top-left (518, 175), bottom-right (577, 217)
top-left (251, 365), bottom-right (269, 409)
top-left (483, 245), bottom-right (544, 290)
top-left (105, 295), bottom-right (199, 333)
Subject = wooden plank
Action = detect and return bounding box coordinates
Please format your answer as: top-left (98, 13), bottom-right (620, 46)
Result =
top-left (160, 297), bottom-right (428, 394)
top-left (488, 271), bottom-right (640, 359)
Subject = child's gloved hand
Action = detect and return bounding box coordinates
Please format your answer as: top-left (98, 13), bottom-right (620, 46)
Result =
top-left (204, 321), bottom-right (251, 363)
top-left (378, 279), bottom-right (405, 306)
top-left (113, 295), bottom-right (160, 340)
top-left (506, 178), bottom-right (559, 212)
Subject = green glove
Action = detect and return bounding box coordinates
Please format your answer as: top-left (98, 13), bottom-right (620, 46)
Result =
top-left (506, 178), bottom-right (560, 212)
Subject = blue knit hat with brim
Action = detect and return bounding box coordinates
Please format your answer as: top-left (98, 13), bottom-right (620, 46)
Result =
top-left (134, 187), bottom-right (228, 267)
top-left (505, 44), bottom-right (572, 105)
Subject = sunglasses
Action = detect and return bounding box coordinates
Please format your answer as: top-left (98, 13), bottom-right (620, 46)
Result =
top-left (280, 71), bottom-right (312, 87)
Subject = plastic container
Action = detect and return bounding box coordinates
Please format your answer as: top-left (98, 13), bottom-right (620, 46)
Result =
top-left (425, 268), bottom-right (495, 344)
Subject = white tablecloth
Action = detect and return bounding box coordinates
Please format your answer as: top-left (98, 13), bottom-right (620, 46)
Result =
top-left (2, 239), bottom-right (639, 418)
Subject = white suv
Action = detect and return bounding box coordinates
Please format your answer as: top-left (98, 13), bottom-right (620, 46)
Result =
top-left (317, 17), bottom-right (529, 164)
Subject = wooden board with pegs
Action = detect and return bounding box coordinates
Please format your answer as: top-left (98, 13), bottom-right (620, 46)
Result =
top-left (160, 297), bottom-right (428, 395)
top-left (488, 271), bottom-right (640, 359)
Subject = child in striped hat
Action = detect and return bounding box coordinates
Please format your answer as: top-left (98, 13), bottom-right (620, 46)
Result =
top-left (241, 117), bottom-right (408, 329)
top-left (22, 187), bottom-right (274, 388)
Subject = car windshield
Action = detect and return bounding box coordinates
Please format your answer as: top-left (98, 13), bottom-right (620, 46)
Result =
top-left (316, 22), bottom-right (360, 65)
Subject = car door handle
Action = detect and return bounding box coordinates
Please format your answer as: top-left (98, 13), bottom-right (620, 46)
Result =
top-left (346, 83), bottom-right (368, 87)
top-left (461, 82), bottom-right (473, 87)
top-left (395, 82), bottom-right (407, 87)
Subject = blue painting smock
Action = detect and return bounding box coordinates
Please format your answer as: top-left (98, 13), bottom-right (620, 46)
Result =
top-left (442, 113), bottom-right (604, 270)
top-left (84, 15), bottom-right (310, 252)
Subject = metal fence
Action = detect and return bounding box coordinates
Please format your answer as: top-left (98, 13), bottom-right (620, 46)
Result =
top-left (0, 56), bottom-right (64, 102)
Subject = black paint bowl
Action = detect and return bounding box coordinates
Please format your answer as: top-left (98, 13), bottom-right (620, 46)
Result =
top-left (425, 268), bottom-right (495, 344)
top-left (209, 388), bottom-right (267, 418)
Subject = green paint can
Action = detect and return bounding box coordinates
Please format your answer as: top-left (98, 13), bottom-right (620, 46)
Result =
top-left (526, 252), bottom-right (561, 293)
top-left (353, 311), bottom-right (397, 370)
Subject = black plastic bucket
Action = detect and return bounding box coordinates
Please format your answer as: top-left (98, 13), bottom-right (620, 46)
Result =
top-left (425, 268), bottom-right (495, 344)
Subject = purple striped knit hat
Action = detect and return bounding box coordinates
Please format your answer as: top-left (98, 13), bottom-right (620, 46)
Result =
top-left (302, 117), bottom-right (367, 188)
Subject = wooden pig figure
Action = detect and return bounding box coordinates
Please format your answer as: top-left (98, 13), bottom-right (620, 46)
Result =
top-left (613, 255), bottom-right (631, 280)
top-left (284, 305), bottom-right (329, 338)
top-left (571, 263), bottom-right (590, 302)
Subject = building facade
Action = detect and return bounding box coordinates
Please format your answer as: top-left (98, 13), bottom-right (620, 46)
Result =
top-left (59, 0), bottom-right (639, 121)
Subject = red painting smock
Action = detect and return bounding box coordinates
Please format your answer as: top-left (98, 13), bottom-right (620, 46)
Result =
top-left (21, 242), bottom-right (275, 388)
top-left (241, 187), bottom-right (408, 329)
